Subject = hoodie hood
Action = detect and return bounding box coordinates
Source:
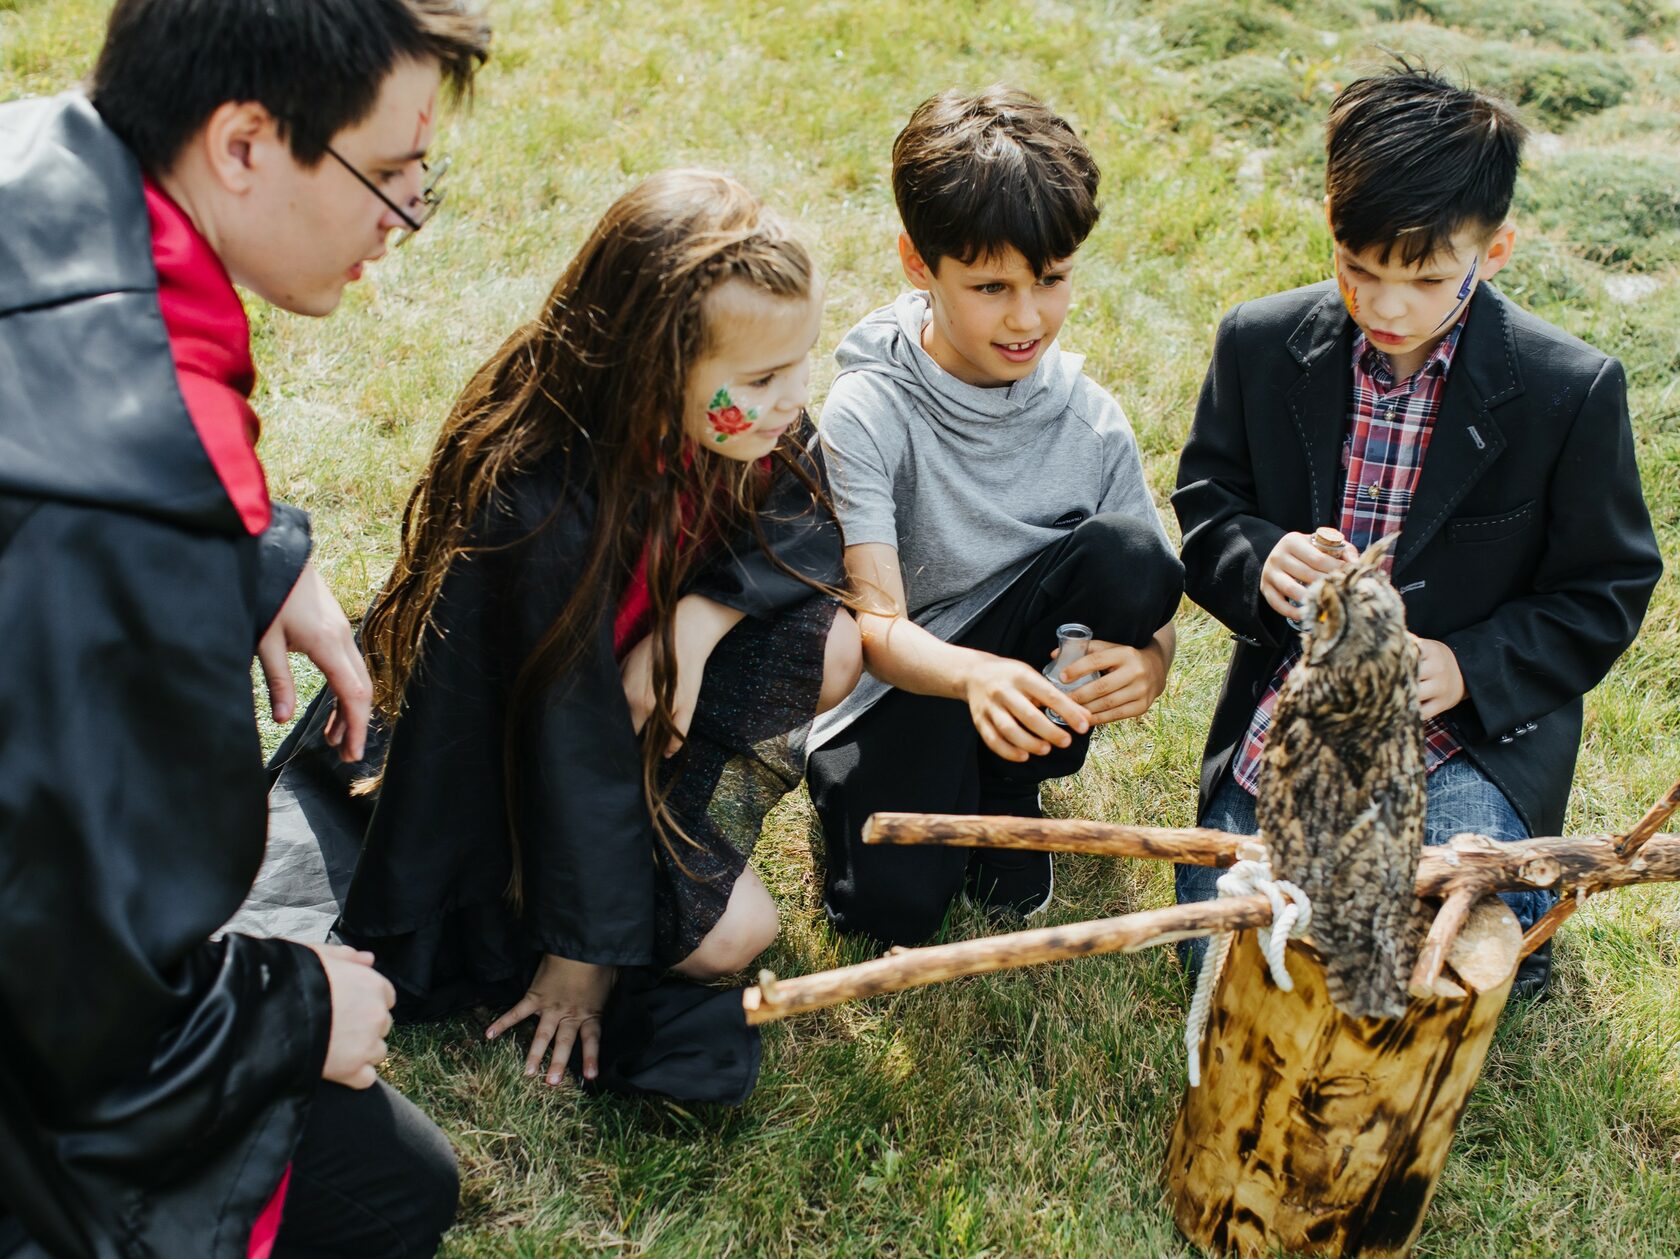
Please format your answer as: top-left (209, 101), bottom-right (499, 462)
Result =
top-left (0, 93), bottom-right (248, 534)
top-left (833, 291), bottom-right (1085, 454)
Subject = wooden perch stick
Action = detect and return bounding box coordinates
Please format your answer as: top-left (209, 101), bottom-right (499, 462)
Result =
top-left (1614, 773), bottom-right (1680, 859)
top-left (741, 896), bottom-right (1273, 1026)
top-left (866, 813), bottom-right (1680, 901)
top-left (1518, 892), bottom-right (1581, 960)
top-left (1408, 887), bottom-right (1477, 998)
top-left (862, 813), bottom-right (1239, 866)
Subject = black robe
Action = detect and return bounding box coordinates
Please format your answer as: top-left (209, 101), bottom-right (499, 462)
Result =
top-left (261, 432), bottom-right (842, 1103)
top-left (0, 95), bottom-right (327, 1257)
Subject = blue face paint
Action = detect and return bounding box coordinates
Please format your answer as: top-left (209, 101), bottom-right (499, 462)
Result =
top-left (1431, 254), bottom-right (1480, 332)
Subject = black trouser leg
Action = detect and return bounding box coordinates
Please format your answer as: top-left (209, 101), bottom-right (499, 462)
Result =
top-left (809, 514), bottom-right (1183, 946)
top-left (273, 1080), bottom-right (458, 1259)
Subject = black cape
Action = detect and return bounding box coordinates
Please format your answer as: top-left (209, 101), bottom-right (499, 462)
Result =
top-left (0, 95), bottom-right (328, 1257)
top-left (255, 433), bottom-right (842, 1105)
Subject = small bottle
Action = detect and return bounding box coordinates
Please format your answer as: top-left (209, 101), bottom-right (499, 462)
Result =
top-left (1042, 623), bottom-right (1097, 727)
top-left (1312, 526), bottom-right (1350, 557)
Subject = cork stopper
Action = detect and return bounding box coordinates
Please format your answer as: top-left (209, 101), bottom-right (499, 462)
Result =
top-left (1312, 526), bottom-right (1349, 556)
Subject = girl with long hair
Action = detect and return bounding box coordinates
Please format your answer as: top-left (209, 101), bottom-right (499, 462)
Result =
top-left (263, 169), bottom-right (859, 1094)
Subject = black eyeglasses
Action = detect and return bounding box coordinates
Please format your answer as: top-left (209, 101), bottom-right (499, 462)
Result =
top-left (324, 145), bottom-right (452, 245)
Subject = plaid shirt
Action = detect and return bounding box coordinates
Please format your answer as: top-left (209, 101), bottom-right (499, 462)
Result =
top-left (1231, 315), bottom-right (1468, 796)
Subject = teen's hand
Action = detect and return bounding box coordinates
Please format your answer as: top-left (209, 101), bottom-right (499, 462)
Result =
top-left (257, 561), bottom-right (371, 762)
top-left (962, 654), bottom-right (1089, 763)
top-left (485, 954), bottom-right (616, 1086)
top-left (1260, 532), bottom-right (1354, 621)
top-left (1414, 636), bottom-right (1466, 720)
top-left (1064, 639), bottom-right (1169, 724)
top-left (304, 942), bottom-right (394, 1090)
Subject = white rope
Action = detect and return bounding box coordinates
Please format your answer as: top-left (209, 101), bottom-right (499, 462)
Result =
top-left (1184, 853), bottom-right (1313, 1088)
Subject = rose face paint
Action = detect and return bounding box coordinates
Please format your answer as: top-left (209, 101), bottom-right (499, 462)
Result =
top-left (1431, 253), bottom-right (1479, 332)
top-left (705, 386), bottom-right (757, 443)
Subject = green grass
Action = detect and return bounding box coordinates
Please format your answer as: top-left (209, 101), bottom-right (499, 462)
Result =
top-left (6, 0), bottom-right (1680, 1254)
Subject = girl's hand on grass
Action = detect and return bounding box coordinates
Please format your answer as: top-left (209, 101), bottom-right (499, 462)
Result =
top-left (962, 654), bottom-right (1088, 763)
top-left (1064, 640), bottom-right (1168, 723)
top-left (485, 954), bottom-right (616, 1086)
top-left (1260, 532), bottom-right (1353, 621)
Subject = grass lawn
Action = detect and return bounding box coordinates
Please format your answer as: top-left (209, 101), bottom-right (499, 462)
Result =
top-left (6, 0), bottom-right (1678, 1253)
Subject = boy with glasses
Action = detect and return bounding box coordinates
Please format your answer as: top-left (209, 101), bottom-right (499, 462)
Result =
top-left (0, 2), bottom-right (488, 1255)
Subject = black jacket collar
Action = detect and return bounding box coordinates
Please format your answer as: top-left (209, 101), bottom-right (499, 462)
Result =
top-left (1280, 282), bottom-right (1525, 575)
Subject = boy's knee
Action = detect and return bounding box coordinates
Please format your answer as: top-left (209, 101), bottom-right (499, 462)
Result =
top-left (817, 610), bottom-right (864, 715)
top-left (1057, 514), bottom-right (1183, 642)
top-left (825, 877), bottom-right (952, 948)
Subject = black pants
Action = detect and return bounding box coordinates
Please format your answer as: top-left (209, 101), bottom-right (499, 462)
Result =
top-left (808, 514), bottom-right (1183, 946)
top-left (0, 1082), bottom-right (455, 1259)
top-left (273, 1080), bottom-right (458, 1259)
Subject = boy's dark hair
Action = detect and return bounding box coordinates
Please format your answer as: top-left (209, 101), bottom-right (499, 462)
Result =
top-left (892, 85), bottom-right (1100, 276)
top-left (89, 0), bottom-right (491, 173)
top-left (1326, 60), bottom-right (1526, 267)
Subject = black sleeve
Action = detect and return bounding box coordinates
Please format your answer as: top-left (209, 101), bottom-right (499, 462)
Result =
top-left (1443, 357), bottom-right (1662, 737)
top-left (252, 501), bottom-right (313, 640)
top-left (0, 502), bottom-right (330, 1252)
top-left (501, 491), bottom-right (660, 967)
top-left (688, 425), bottom-right (845, 617)
top-left (1172, 303), bottom-right (1292, 648)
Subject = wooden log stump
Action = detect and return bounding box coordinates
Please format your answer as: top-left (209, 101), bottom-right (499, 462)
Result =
top-left (1166, 900), bottom-right (1521, 1258)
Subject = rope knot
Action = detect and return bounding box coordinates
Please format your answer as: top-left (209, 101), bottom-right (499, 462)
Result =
top-left (1184, 847), bottom-right (1314, 1088)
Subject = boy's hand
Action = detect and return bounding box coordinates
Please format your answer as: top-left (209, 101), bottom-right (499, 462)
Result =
top-left (257, 561), bottom-right (372, 762)
top-left (1261, 532), bottom-right (1354, 621)
top-left (304, 942), bottom-right (394, 1090)
top-left (620, 595), bottom-right (744, 755)
top-left (485, 954), bottom-right (616, 1086)
top-left (1063, 639), bottom-right (1169, 724)
top-left (1414, 636), bottom-right (1465, 720)
top-left (962, 654), bottom-right (1089, 763)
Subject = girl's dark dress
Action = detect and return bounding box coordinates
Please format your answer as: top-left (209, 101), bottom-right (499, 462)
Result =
top-left (254, 429), bottom-right (842, 1103)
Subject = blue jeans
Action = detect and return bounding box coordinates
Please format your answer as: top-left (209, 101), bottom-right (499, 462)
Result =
top-left (1175, 757), bottom-right (1553, 968)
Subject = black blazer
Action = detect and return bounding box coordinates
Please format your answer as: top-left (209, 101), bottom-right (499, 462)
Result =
top-left (1173, 281), bottom-right (1661, 837)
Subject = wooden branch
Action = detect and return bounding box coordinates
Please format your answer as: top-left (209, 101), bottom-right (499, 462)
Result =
top-left (1408, 887), bottom-right (1477, 999)
top-left (741, 896), bottom-right (1274, 1026)
top-left (1518, 892), bottom-right (1581, 960)
top-left (863, 813), bottom-right (1239, 866)
top-left (865, 813), bottom-right (1680, 902)
top-left (1614, 773), bottom-right (1680, 859)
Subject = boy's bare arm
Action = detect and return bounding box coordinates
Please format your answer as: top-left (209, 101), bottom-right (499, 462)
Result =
top-left (844, 542), bottom-right (1089, 763)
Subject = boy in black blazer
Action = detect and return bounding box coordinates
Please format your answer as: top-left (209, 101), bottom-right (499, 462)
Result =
top-left (1172, 63), bottom-right (1661, 998)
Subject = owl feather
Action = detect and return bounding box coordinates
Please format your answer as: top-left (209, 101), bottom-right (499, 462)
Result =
top-left (1256, 536), bottom-right (1427, 1020)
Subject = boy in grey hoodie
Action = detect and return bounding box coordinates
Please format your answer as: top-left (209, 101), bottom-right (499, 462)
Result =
top-left (809, 87), bottom-right (1184, 946)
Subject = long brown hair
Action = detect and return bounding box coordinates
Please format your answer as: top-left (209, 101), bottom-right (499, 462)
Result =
top-left (360, 169), bottom-right (835, 893)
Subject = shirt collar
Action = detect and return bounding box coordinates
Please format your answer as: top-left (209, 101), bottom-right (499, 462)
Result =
top-left (1353, 300), bottom-right (1470, 390)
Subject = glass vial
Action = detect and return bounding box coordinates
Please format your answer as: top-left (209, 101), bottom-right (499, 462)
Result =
top-left (1042, 622), bottom-right (1096, 727)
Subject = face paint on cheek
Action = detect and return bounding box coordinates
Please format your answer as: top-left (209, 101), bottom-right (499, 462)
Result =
top-left (1333, 250), bottom-right (1359, 321)
top-left (705, 387), bottom-right (758, 443)
top-left (1431, 254), bottom-right (1480, 332)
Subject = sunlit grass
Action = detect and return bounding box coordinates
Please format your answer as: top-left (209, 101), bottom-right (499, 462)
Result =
top-left (6, 0), bottom-right (1678, 1252)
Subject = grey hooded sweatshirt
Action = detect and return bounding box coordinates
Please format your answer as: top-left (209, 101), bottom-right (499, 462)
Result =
top-left (812, 290), bottom-right (1172, 748)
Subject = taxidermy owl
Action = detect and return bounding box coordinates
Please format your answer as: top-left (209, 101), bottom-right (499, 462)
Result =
top-left (1256, 535), bottom-right (1426, 1020)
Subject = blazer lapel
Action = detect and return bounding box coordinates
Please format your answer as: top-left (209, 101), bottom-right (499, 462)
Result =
top-left (1283, 287), bottom-right (1357, 527)
top-left (1394, 285), bottom-right (1522, 575)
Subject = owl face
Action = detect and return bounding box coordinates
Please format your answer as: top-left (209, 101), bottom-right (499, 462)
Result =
top-left (1296, 535), bottom-right (1417, 707)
